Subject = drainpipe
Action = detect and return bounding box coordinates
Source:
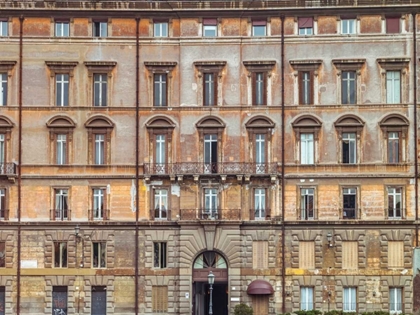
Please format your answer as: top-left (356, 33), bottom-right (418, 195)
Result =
top-left (135, 17), bottom-right (140, 315)
top-left (17, 14), bottom-right (24, 315)
top-left (412, 12), bottom-right (418, 247)
top-left (280, 14), bottom-right (286, 315)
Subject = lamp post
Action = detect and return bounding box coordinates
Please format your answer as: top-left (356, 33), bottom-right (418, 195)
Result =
top-left (208, 271), bottom-right (215, 315)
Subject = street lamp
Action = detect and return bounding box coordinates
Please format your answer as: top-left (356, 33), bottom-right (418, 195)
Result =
top-left (208, 271), bottom-right (215, 315)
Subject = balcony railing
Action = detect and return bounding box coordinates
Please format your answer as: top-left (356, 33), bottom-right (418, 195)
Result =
top-left (50, 209), bottom-right (71, 221)
top-left (342, 208), bottom-right (356, 219)
top-left (144, 162), bottom-right (278, 176)
top-left (387, 208), bottom-right (405, 219)
top-left (0, 163), bottom-right (16, 176)
top-left (249, 208), bottom-right (272, 220)
top-left (149, 209), bottom-right (172, 221)
top-left (0, 209), bottom-right (9, 220)
top-left (179, 209), bottom-right (241, 220)
top-left (88, 209), bottom-right (110, 221)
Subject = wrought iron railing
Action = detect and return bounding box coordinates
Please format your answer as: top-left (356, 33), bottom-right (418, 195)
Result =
top-left (144, 162), bottom-right (278, 175)
top-left (149, 209), bottom-right (172, 221)
top-left (0, 163), bottom-right (16, 176)
top-left (50, 209), bottom-right (71, 221)
top-left (88, 209), bottom-right (110, 221)
top-left (249, 208), bottom-right (271, 220)
top-left (179, 209), bottom-right (241, 220)
top-left (0, 209), bottom-right (9, 220)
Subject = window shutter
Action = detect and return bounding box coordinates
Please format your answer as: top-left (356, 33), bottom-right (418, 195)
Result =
top-left (203, 18), bottom-right (217, 25)
top-left (298, 17), bottom-right (313, 28)
top-left (342, 241), bottom-right (358, 269)
top-left (252, 20), bottom-right (267, 26)
top-left (152, 286), bottom-right (168, 312)
top-left (299, 241), bottom-right (315, 269)
top-left (253, 241), bottom-right (268, 269)
top-left (252, 295), bottom-right (269, 315)
top-left (386, 17), bottom-right (400, 34)
top-left (388, 241), bottom-right (404, 268)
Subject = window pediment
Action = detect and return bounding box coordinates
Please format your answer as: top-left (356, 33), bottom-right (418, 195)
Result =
top-left (0, 116), bottom-right (14, 129)
top-left (332, 59), bottom-right (365, 72)
top-left (292, 115), bottom-right (322, 128)
top-left (85, 116), bottom-right (114, 129)
top-left (146, 116), bottom-right (176, 129)
top-left (144, 61), bottom-right (177, 73)
top-left (334, 115), bottom-right (364, 128)
top-left (243, 60), bottom-right (276, 72)
top-left (194, 61), bottom-right (226, 73)
top-left (377, 58), bottom-right (410, 71)
top-left (196, 116), bottom-right (225, 129)
top-left (245, 116), bottom-right (275, 129)
top-left (46, 115), bottom-right (76, 128)
top-left (379, 114), bottom-right (409, 127)
top-left (84, 61), bottom-right (117, 74)
top-left (0, 61), bottom-right (17, 72)
top-left (289, 59), bottom-right (322, 72)
top-left (45, 61), bottom-right (78, 76)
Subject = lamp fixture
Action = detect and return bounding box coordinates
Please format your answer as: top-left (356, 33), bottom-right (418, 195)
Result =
top-left (327, 232), bottom-right (333, 247)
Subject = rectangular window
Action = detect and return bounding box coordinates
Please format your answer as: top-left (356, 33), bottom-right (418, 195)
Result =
top-left (152, 286), bottom-right (168, 312)
top-left (252, 20), bottom-right (266, 36)
top-left (93, 188), bottom-right (106, 220)
top-left (153, 74), bottom-right (167, 107)
top-left (54, 189), bottom-right (69, 221)
top-left (388, 132), bottom-right (400, 164)
top-left (204, 188), bottom-right (218, 219)
top-left (254, 188), bottom-right (266, 220)
top-left (341, 19), bottom-right (356, 34)
top-left (343, 188), bottom-right (357, 219)
top-left (299, 241), bottom-right (315, 269)
top-left (299, 71), bottom-right (313, 105)
top-left (253, 72), bottom-right (266, 105)
top-left (386, 71), bottom-right (401, 104)
top-left (0, 21), bottom-right (8, 36)
top-left (388, 241), bottom-right (404, 268)
top-left (0, 189), bottom-right (6, 220)
top-left (342, 241), bottom-right (358, 269)
top-left (343, 287), bottom-right (357, 312)
top-left (153, 242), bottom-right (167, 268)
top-left (93, 74), bottom-right (107, 106)
top-left (388, 187), bottom-right (402, 219)
top-left (300, 133), bottom-right (314, 165)
top-left (301, 188), bottom-right (314, 220)
top-left (92, 242), bottom-right (106, 268)
top-left (0, 73), bottom-right (7, 106)
top-left (0, 134), bottom-right (4, 165)
top-left (203, 73), bottom-right (217, 106)
top-left (203, 19), bottom-right (217, 37)
top-left (252, 241), bottom-right (268, 269)
top-left (298, 17), bottom-right (313, 35)
top-left (386, 17), bottom-right (400, 34)
top-left (155, 134), bottom-right (166, 173)
top-left (0, 287), bottom-right (4, 315)
top-left (94, 134), bottom-right (105, 165)
top-left (342, 132), bottom-right (357, 164)
top-left (56, 134), bottom-right (67, 165)
top-left (300, 287), bottom-right (314, 310)
top-left (52, 286), bottom-right (67, 315)
top-left (255, 134), bottom-right (266, 173)
top-left (93, 22), bottom-right (107, 37)
top-left (0, 242), bottom-right (5, 267)
top-left (154, 22), bottom-right (168, 37)
top-left (55, 22), bottom-right (69, 37)
top-left (154, 189), bottom-right (168, 220)
top-left (54, 242), bottom-right (67, 268)
top-left (204, 134), bottom-right (218, 173)
top-left (55, 74), bottom-right (69, 106)
top-left (341, 71), bottom-right (356, 104)
top-left (389, 287), bottom-right (402, 314)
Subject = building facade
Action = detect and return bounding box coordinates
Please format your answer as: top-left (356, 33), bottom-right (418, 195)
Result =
top-left (0, 0), bottom-right (420, 314)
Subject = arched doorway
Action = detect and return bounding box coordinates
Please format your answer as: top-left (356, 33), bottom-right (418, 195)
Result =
top-left (192, 251), bottom-right (228, 315)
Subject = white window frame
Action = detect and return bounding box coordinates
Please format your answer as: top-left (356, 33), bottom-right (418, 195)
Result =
top-left (388, 187), bottom-right (403, 219)
top-left (386, 70), bottom-right (401, 104)
top-left (94, 134), bottom-right (105, 165)
top-left (254, 188), bottom-right (266, 220)
top-left (0, 21), bottom-right (8, 37)
top-left (55, 74), bottom-right (69, 106)
top-left (55, 189), bottom-right (69, 220)
top-left (341, 19), bottom-right (356, 34)
top-left (55, 21), bottom-right (69, 37)
top-left (93, 74), bottom-right (107, 107)
top-left (300, 133), bottom-right (314, 165)
top-left (154, 22), bottom-right (168, 37)
top-left (299, 27), bottom-right (313, 35)
top-left (204, 188), bottom-right (218, 218)
top-left (93, 188), bottom-right (105, 220)
top-left (154, 189), bottom-right (168, 220)
top-left (300, 188), bottom-right (315, 220)
top-left (255, 134), bottom-right (266, 173)
top-left (92, 241), bottom-right (106, 268)
top-left (204, 134), bottom-right (218, 173)
top-left (54, 241), bottom-right (68, 268)
top-left (56, 134), bottom-right (67, 165)
top-left (300, 287), bottom-right (314, 310)
top-left (342, 132), bottom-right (357, 164)
top-left (0, 73), bottom-right (7, 106)
top-left (252, 24), bottom-right (267, 36)
top-left (153, 73), bottom-right (167, 107)
top-left (93, 21), bottom-right (107, 37)
top-left (203, 24), bottom-right (217, 37)
top-left (389, 287), bottom-right (402, 314)
top-left (343, 287), bottom-right (357, 312)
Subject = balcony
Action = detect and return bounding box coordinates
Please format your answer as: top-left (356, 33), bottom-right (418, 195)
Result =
top-left (149, 209), bottom-right (172, 221)
top-left (249, 208), bottom-right (272, 220)
top-left (50, 209), bottom-right (71, 221)
top-left (179, 209), bottom-right (241, 221)
top-left (0, 209), bottom-right (9, 221)
top-left (88, 209), bottom-right (110, 221)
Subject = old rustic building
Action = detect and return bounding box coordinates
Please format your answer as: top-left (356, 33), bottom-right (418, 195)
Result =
top-left (0, 0), bottom-right (420, 314)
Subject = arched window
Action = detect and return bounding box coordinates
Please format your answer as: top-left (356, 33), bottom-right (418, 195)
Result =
top-left (85, 116), bottom-right (114, 165)
top-left (334, 115), bottom-right (364, 164)
top-left (193, 251), bottom-right (227, 269)
top-left (46, 115), bottom-right (76, 165)
top-left (379, 114), bottom-right (409, 164)
top-left (292, 115), bottom-right (322, 165)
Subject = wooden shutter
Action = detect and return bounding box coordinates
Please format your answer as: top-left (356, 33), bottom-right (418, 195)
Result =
top-left (152, 286), bottom-right (168, 312)
top-left (253, 241), bottom-right (268, 269)
top-left (342, 241), bottom-right (358, 269)
top-left (252, 295), bottom-right (269, 315)
top-left (298, 17), bottom-right (313, 28)
top-left (388, 241), bottom-right (404, 268)
top-left (299, 241), bottom-right (315, 269)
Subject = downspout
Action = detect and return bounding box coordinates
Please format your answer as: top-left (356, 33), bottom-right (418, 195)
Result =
top-left (17, 15), bottom-right (24, 315)
top-left (413, 12), bottom-right (418, 247)
top-left (280, 14), bottom-right (286, 315)
top-left (135, 17), bottom-right (140, 315)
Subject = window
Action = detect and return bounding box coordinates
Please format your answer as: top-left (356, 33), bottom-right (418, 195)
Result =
top-left (388, 187), bottom-right (402, 219)
top-left (243, 60), bottom-right (276, 106)
top-left (92, 188), bottom-right (107, 220)
top-left (53, 242), bottom-right (67, 268)
top-left (341, 19), bottom-right (356, 34)
top-left (300, 133), bottom-right (314, 165)
top-left (94, 134), bottom-right (105, 165)
top-left (299, 241), bottom-right (315, 269)
top-left (342, 132), bottom-right (357, 164)
top-left (56, 134), bottom-right (67, 165)
top-left (342, 241), bottom-right (358, 269)
top-left (341, 71), bottom-right (356, 104)
top-left (93, 21), bottom-right (107, 37)
top-left (343, 287), bottom-right (357, 312)
top-left (152, 286), bottom-right (168, 312)
top-left (153, 74), bottom-right (167, 107)
top-left (299, 71), bottom-right (313, 105)
top-left (153, 242), bottom-right (167, 268)
top-left (254, 188), bottom-right (266, 220)
top-left (253, 241), bottom-right (268, 269)
top-left (386, 17), bottom-right (400, 34)
top-left (290, 60), bottom-right (322, 106)
top-left (55, 74), bottom-right (69, 106)
top-left (298, 17), bottom-right (313, 35)
top-left (204, 134), bottom-right (218, 173)
top-left (386, 71), bottom-right (401, 104)
top-left (0, 189), bottom-right (6, 220)
top-left (92, 242), bottom-right (106, 268)
top-left (300, 188), bottom-right (314, 220)
top-left (0, 287), bottom-right (4, 315)
top-left (155, 135), bottom-right (166, 173)
top-left (389, 287), bottom-right (402, 314)
top-left (52, 286), bottom-right (67, 315)
top-left (0, 73), bottom-right (6, 106)
top-left (203, 19), bottom-right (217, 37)
top-left (55, 21), bottom-right (69, 37)
top-left (343, 187), bottom-right (357, 219)
top-left (47, 116), bottom-right (75, 165)
top-left (203, 73), bottom-right (217, 106)
top-left (194, 61), bottom-right (226, 107)
top-left (388, 132), bottom-right (400, 163)
top-left (93, 74), bottom-right (107, 107)
top-left (154, 189), bottom-right (168, 220)
top-left (54, 189), bottom-right (69, 221)
top-left (388, 241), bottom-right (404, 268)
top-left (255, 134), bottom-right (266, 173)
top-left (0, 20), bottom-right (8, 36)
top-left (0, 242), bottom-right (5, 267)
top-left (300, 287), bottom-right (314, 310)
top-left (85, 116), bottom-right (114, 165)
top-left (154, 21), bottom-right (168, 37)
top-left (251, 73), bottom-right (265, 105)
top-left (252, 20), bottom-right (266, 36)
top-left (203, 188), bottom-right (218, 219)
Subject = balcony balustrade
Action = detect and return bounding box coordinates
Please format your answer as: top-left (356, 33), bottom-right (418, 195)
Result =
top-left (179, 209), bottom-right (241, 221)
top-left (88, 209), bottom-right (110, 221)
top-left (50, 209), bottom-right (71, 221)
top-left (0, 163), bottom-right (16, 176)
top-left (249, 208), bottom-right (272, 220)
top-left (149, 209), bottom-right (172, 221)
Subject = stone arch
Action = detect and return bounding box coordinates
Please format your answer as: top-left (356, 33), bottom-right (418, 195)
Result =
top-left (334, 114), bottom-right (364, 128)
top-left (46, 115), bottom-right (76, 128)
top-left (84, 115), bottom-right (114, 128)
top-left (245, 115), bottom-right (275, 129)
top-left (145, 115), bottom-right (176, 129)
top-left (291, 114), bottom-right (322, 128)
top-left (196, 116), bottom-right (226, 129)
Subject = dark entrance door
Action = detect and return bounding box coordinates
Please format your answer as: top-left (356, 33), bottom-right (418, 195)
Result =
top-left (193, 282), bottom-right (228, 315)
top-left (91, 286), bottom-right (106, 315)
